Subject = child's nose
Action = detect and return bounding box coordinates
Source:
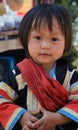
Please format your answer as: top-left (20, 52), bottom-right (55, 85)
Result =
top-left (41, 40), bottom-right (51, 49)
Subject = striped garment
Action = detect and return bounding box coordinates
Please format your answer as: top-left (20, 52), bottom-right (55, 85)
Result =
top-left (0, 58), bottom-right (78, 130)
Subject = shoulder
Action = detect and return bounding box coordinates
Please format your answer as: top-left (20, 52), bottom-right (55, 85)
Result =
top-left (56, 58), bottom-right (78, 84)
top-left (57, 57), bottom-right (76, 71)
top-left (2, 65), bottom-right (26, 92)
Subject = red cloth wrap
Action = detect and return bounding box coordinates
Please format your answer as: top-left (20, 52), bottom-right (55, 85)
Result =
top-left (17, 59), bottom-right (69, 111)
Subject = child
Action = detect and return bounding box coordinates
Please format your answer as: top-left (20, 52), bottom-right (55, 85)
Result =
top-left (0, 3), bottom-right (78, 130)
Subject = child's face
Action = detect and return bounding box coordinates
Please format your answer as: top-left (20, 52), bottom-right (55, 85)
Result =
top-left (28, 17), bottom-right (65, 71)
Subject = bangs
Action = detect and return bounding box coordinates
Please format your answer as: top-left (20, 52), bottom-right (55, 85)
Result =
top-left (31, 10), bottom-right (64, 34)
top-left (31, 6), bottom-right (54, 31)
top-left (32, 17), bottom-right (53, 32)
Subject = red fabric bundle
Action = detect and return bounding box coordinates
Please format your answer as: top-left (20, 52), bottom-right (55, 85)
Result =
top-left (17, 59), bottom-right (69, 112)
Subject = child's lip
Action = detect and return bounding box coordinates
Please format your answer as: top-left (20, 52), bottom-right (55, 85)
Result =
top-left (40, 53), bottom-right (51, 56)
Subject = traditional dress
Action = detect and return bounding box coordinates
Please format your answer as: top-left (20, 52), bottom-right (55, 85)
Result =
top-left (0, 58), bottom-right (78, 130)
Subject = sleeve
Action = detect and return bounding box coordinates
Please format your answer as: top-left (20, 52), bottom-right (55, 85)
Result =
top-left (0, 67), bottom-right (27, 130)
top-left (57, 69), bottom-right (78, 123)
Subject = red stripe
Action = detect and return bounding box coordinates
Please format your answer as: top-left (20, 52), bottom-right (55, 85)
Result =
top-left (0, 89), bottom-right (11, 99)
top-left (0, 103), bottom-right (20, 127)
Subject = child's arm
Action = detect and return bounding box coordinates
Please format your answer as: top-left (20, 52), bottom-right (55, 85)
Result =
top-left (0, 67), bottom-right (27, 130)
top-left (0, 80), bottom-right (27, 130)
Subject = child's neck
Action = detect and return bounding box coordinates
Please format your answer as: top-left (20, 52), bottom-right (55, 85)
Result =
top-left (42, 63), bottom-right (55, 72)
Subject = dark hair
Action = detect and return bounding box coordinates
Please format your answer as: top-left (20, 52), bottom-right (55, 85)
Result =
top-left (19, 3), bottom-right (72, 57)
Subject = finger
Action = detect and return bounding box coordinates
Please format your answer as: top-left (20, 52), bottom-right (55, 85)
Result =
top-left (31, 109), bottom-right (43, 120)
top-left (30, 115), bottom-right (38, 123)
top-left (32, 119), bottom-right (42, 128)
top-left (31, 109), bottom-right (40, 116)
top-left (36, 125), bottom-right (43, 130)
top-left (27, 121), bottom-right (34, 129)
top-left (39, 107), bottom-right (46, 112)
top-left (22, 125), bottom-right (30, 130)
top-left (28, 113), bottom-right (39, 122)
top-left (22, 125), bottom-right (33, 130)
top-left (37, 125), bottom-right (44, 130)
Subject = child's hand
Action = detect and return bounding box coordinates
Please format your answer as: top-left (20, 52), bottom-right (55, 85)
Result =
top-left (32, 107), bottom-right (57, 130)
top-left (19, 110), bottom-right (40, 130)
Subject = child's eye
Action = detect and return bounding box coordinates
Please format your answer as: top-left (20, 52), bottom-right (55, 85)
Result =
top-left (34, 36), bottom-right (41, 40)
top-left (51, 38), bottom-right (58, 41)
